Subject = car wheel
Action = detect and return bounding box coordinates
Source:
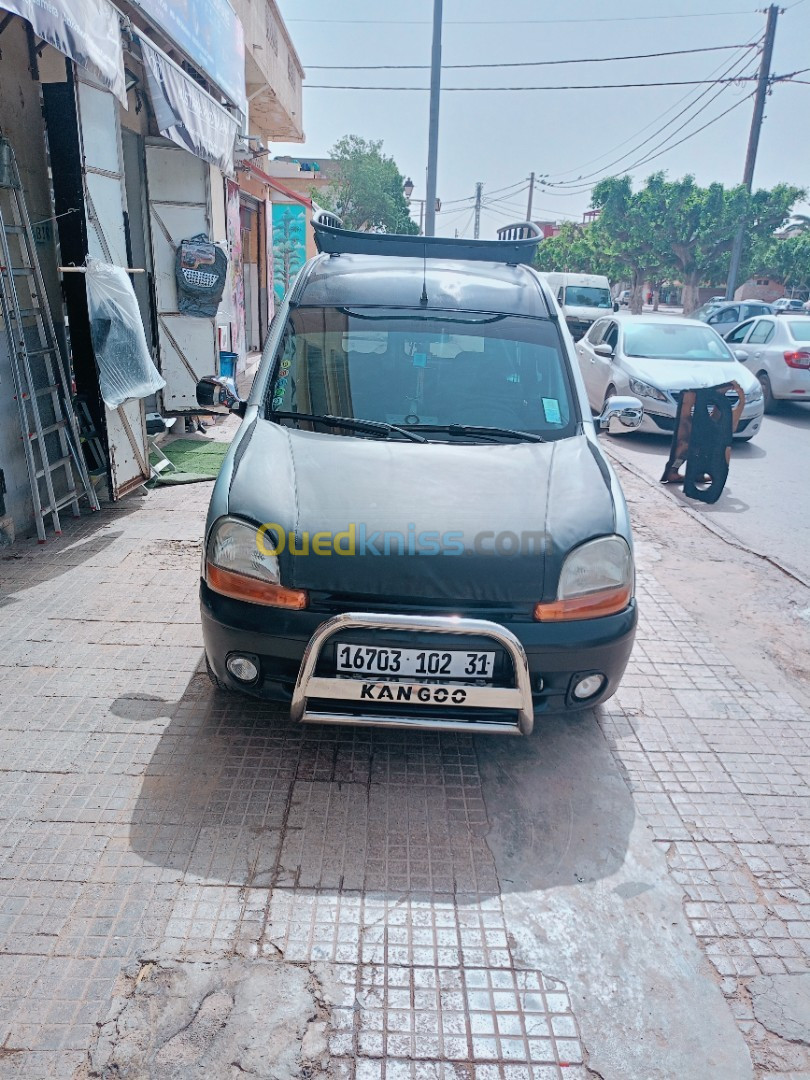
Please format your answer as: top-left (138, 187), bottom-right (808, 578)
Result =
top-left (758, 372), bottom-right (779, 414)
top-left (205, 654), bottom-right (231, 693)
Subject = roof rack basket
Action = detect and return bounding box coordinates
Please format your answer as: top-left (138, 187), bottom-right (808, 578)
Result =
top-left (497, 222), bottom-right (542, 242)
top-left (311, 207), bottom-right (344, 230)
top-left (311, 217), bottom-right (542, 266)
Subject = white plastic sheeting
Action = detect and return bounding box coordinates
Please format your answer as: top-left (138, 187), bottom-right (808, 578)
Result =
top-left (0, 0), bottom-right (126, 104)
top-left (85, 258), bottom-right (165, 410)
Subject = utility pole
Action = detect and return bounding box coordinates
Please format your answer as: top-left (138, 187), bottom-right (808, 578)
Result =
top-left (526, 172), bottom-right (535, 222)
top-left (424, 0), bottom-right (443, 237)
top-left (725, 3), bottom-right (779, 299)
top-left (473, 182), bottom-right (483, 239)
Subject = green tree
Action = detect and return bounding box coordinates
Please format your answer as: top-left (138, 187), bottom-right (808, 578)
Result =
top-left (589, 175), bottom-right (675, 313)
top-left (748, 231), bottom-right (810, 295)
top-left (585, 174), bottom-right (803, 313)
top-left (655, 177), bottom-right (802, 312)
top-left (317, 135), bottom-right (418, 234)
top-left (534, 222), bottom-right (611, 276)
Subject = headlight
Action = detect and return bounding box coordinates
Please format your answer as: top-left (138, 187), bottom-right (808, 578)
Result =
top-left (746, 382), bottom-right (763, 403)
top-left (534, 536), bottom-right (633, 621)
top-left (629, 377), bottom-right (668, 402)
top-left (204, 517), bottom-right (307, 609)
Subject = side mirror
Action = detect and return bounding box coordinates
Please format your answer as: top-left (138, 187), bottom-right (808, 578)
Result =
top-left (593, 342), bottom-right (614, 358)
top-left (613, 301), bottom-right (620, 312)
top-left (734, 349), bottom-right (749, 362)
top-left (196, 375), bottom-right (245, 415)
top-left (598, 395), bottom-right (643, 433)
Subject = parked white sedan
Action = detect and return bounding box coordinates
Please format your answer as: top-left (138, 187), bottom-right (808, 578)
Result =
top-left (575, 315), bottom-right (764, 441)
top-left (723, 314), bottom-right (810, 412)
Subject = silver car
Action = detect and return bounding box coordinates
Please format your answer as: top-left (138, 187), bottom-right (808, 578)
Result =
top-left (723, 314), bottom-right (810, 412)
top-left (692, 300), bottom-right (773, 336)
top-left (772, 298), bottom-right (806, 313)
top-left (575, 315), bottom-right (764, 441)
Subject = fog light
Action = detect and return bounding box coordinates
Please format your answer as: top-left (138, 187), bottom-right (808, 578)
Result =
top-left (572, 674), bottom-right (606, 700)
top-left (226, 654), bottom-right (259, 683)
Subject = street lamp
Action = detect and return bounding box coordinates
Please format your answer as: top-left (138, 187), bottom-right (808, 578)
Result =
top-left (403, 181), bottom-right (441, 235)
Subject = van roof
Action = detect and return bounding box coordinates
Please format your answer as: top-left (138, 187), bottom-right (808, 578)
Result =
top-left (293, 253), bottom-right (554, 319)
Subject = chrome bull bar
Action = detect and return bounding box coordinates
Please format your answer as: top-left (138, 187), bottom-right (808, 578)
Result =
top-left (290, 612), bottom-right (534, 735)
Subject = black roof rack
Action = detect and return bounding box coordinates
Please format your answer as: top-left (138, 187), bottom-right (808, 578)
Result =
top-left (311, 216), bottom-right (542, 266)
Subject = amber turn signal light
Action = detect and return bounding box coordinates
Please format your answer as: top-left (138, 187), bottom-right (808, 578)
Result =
top-left (207, 565), bottom-right (308, 609)
top-left (533, 584), bottom-right (632, 622)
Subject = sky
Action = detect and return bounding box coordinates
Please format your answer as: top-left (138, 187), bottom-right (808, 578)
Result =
top-left (272, 0), bottom-right (810, 238)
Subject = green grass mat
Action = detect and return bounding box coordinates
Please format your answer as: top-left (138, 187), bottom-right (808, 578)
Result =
top-left (150, 438), bottom-right (231, 485)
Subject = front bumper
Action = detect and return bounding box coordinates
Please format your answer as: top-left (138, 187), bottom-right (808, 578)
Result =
top-left (200, 581), bottom-right (638, 731)
top-left (636, 403), bottom-right (763, 438)
top-left (565, 317), bottom-right (595, 341)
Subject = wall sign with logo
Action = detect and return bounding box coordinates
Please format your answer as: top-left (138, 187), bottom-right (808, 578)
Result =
top-left (133, 0), bottom-right (246, 113)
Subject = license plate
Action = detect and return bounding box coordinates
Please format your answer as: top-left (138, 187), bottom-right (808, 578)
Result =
top-left (335, 643), bottom-right (495, 680)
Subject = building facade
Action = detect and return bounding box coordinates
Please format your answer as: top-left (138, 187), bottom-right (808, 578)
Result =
top-left (0, 0), bottom-right (304, 543)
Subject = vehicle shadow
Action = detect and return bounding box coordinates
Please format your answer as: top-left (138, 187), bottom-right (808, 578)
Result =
top-left (603, 431), bottom-right (766, 461)
top-left (120, 675), bottom-right (635, 899)
top-left (768, 402), bottom-right (810, 431)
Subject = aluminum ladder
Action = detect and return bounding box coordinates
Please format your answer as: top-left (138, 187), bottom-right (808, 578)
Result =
top-left (0, 137), bottom-right (99, 542)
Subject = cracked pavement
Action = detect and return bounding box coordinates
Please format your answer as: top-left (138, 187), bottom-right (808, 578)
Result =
top-left (0, 468), bottom-right (809, 1078)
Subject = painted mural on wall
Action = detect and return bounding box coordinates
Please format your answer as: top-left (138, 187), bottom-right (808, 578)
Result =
top-left (272, 204), bottom-right (306, 303)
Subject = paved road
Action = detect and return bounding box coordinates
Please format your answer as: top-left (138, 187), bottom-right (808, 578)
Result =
top-left (5, 472), bottom-right (810, 1077)
top-left (603, 400), bottom-right (810, 582)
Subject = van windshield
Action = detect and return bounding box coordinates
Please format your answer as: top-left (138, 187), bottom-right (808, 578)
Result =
top-left (267, 307), bottom-right (577, 440)
top-left (564, 286), bottom-right (612, 309)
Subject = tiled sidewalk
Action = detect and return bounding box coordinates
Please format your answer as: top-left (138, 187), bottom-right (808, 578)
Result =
top-left (0, 482), bottom-right (808, 1077)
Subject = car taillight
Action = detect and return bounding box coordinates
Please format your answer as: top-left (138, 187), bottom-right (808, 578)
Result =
top-left (784, 350), bottom-right (810, 369)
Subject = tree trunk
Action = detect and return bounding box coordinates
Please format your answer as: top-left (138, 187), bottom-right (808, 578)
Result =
top-left (630, 281), bottom-right (644, 314)
top-left (681, 273), bottom-right (702, 315)
top-left (628, 270), bottom-right (644, 314)
top-left (653, 287), bottom-right (660, 311)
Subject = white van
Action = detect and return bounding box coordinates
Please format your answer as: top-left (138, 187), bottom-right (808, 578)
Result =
top-left (539, 272), bottom-right (617, 340)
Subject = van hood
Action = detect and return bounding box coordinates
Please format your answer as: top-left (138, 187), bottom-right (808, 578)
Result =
top-left (227, 422), bottom-right (617, 603)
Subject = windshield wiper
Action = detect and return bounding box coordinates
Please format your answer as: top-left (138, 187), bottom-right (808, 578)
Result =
top-left (406, 424), bottom-right (546, 443)
top-left (271, 410), bottom-right (428, 443)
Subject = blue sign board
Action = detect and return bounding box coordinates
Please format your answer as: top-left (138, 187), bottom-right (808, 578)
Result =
top-left (134, 0), bottom-right (246, 112)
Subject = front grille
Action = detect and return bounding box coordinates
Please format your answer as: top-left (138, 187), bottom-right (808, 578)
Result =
top-left (650, 413), bottom-right (676, 432)
top-left (651, 409), bottom-right (751, 434)
top-left (309, 592), bottom-right (531, 622)
top-left (672, 388), bottom-right (742, 406)
top-left (566, 320), bottom-right (592, 339)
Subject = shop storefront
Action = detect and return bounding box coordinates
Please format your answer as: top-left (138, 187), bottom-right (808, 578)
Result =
top-left (0, 0), bottom-right (248, 535)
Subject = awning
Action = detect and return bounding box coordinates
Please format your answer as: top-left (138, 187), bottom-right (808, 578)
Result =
top-left (0, 0), bottom-right (126, 104)
top-left (139, 33), bottom-right (239, 176)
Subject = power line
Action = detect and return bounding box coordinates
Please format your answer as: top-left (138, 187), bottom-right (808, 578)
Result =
top-left (542, 48), bottom-right (761, 189)
top-left (306, 43), bottom-right (752, 71)
top-left (540, 89), bottom-right (758, 197)
top-left (305, 76), bottom-right (762, 91)
top-left (439, 179), bottom-right (529, 207)
top-left (541, 35), bottom-right (762, 181)
top-left (289, 10), bottom-right (761, 25)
